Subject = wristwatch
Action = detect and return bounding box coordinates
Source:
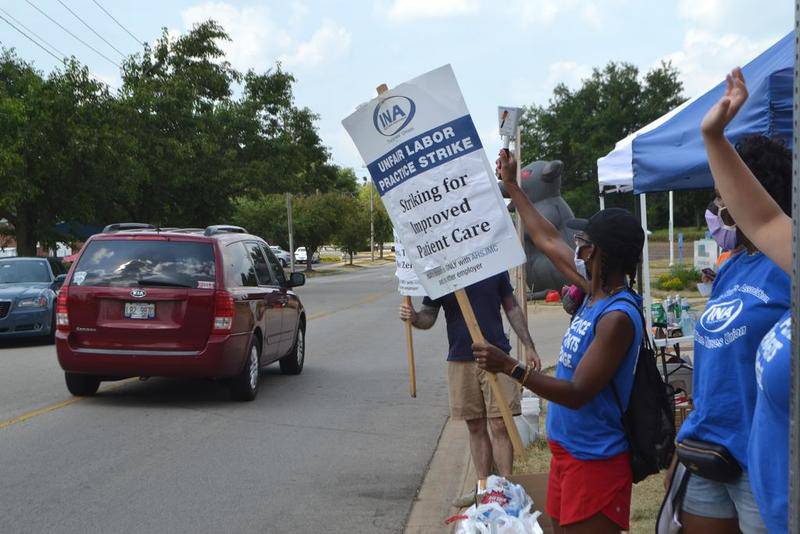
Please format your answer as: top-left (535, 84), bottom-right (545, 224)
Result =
top-left (510, 364), bottom-right (526, 383)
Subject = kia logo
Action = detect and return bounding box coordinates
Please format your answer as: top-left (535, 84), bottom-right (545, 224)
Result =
top-left (373, 95), bottom-right (416, 136)
top-left (130, 289), bottom-right (147, 298)
top-left (700, 298), bottom-right (743, 333)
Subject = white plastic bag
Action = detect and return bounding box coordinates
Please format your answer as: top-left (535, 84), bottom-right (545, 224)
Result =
top-left (454, 476), bottom-right (544, 534)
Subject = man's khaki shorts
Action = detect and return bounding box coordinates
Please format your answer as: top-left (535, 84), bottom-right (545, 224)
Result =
top-left (447, 360), bottom-right (522, 421)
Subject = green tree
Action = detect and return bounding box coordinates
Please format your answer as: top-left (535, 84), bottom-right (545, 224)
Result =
top-left (0, 51), bottom-right (126, 255)
top-left (333, 195), bottom-right (368, 265)
top-left (232, 194), bottom-right (287, 247)
top-left (292, 193), bottom-right (340, 272)
top-left (358, 182), bottom-right (393, 258)
top-left (520, 61), bottom-right (708, 226)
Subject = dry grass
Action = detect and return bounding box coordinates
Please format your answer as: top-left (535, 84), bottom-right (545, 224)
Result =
top-left (513, 394), bottom-right (664, 533)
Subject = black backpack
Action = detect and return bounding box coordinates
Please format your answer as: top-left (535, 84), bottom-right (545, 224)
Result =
top-left (607, 297), bottom-right (676, 483)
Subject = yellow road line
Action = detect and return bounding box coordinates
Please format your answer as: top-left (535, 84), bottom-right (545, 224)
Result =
top-left (307, 292), bottom-right (385, 321)
top-left (1, 292), bottom-right (387, 431)
top-left (0, 378), bottom-right (136, 431)
top-left (0, 397), bottom-right (84, 430)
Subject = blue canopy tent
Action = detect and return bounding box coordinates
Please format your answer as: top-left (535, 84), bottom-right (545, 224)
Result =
top-left (597, 30), bottom-right (794, 324)
top-left (633, 31), bottom-right (793, 194)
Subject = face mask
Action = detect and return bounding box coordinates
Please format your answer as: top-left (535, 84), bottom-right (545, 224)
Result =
top-left (574, 246), bottom-right (588, 279)
top-left (705, 208), bottom-right (738, 250)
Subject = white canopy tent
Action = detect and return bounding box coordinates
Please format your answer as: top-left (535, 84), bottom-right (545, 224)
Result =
top-left (596, 95), bottom-right (701, 326)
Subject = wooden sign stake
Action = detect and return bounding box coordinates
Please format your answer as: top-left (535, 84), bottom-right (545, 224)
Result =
top-left (377, 83), bottom-right (416, 399)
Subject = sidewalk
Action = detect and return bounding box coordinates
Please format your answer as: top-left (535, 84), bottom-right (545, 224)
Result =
top-left (405, 302), bottom-right (570, 532)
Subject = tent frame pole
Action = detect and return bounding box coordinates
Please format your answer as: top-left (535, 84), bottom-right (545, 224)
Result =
top-left (669, 190), bottom-right (675, 266)
top-left (638, 194), bottom-right (652, 331)
top-left (789, 6), bottom-right (799, 531)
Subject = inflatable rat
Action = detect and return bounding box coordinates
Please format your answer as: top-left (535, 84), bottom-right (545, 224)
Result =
top-left (499, 160), bottom-right (577, 300)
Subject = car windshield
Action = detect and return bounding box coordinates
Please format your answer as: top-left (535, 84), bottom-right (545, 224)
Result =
top-left (0, 260), bottom-right (51, 284)
top-left (72, 240), bottom-right (216, 288)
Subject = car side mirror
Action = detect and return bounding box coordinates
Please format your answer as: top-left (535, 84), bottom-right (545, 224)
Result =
top-left (52, 274), bottom-right (67, 290)
top-left (288, 272), bottom-right (305, 288)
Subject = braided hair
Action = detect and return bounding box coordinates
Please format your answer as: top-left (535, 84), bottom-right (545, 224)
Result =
top-left (599, 247), bottom-right (641, 293)
top-left (735, 135), bottom-right (792, 215)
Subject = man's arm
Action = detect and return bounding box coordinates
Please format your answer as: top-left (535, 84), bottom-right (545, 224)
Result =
top-left (399, 301), bottom-right (440, 330)
top-left (501, 294), bottom-right (541, 371)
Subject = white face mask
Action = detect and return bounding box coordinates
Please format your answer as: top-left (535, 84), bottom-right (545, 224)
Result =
top-left (574, 246), bottom-right (588, 279)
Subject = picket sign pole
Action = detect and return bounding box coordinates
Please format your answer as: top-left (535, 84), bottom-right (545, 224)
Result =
top-left (377, 83), bottom-right (417, 399)
top-left (513, 126), bottom-right (528, 360)
top-left (454, 289), bottom-right (525, 456)
top-left (403, 295), bottom-right (417, 398)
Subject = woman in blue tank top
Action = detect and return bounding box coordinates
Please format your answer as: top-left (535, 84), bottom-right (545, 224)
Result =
top-left (694, 68), bottom-right (793, 534)
top-left (661, 68), bottom-right (792, 534)
top-left (473, 151), bottom-right (645, 533)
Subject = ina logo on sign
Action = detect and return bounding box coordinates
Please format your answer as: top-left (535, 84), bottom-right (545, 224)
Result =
top-left (373, 96), bottom-right (416, 136)
top-left (699, 298), bottom-right (744, 333)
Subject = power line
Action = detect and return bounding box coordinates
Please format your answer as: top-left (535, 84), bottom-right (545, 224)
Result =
top-left (56, 0), bottom-right (125, 58)
top-left (24, 0), bottom-right (120, 68)
top-left (91, 0), bottom-right (142, 46)
top-left (0, 6), bottom-right (68, 60)
top-left (0, 12), bottom-right (64, 64)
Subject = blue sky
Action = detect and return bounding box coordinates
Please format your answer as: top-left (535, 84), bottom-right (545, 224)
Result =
top-left (0, 0), bottom-right (792, 175)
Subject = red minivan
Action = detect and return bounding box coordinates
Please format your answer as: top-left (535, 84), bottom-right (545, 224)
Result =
top-left (55, 224), bottom-right (306, 401)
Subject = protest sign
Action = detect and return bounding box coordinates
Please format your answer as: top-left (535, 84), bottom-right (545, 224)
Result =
top-left (394, 231), bottom-right (426, 297)
top-left (498, 106), bottom-right (522, 140)
top-left (342, 65), bottom-right (525, 300)
top-left (393, 230), bottom-right (422, 397)
top-left (343, 66), bottom-right (526, 455)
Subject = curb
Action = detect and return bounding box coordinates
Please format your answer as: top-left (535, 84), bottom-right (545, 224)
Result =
top-left (404, 418), bottom-right (471, 533)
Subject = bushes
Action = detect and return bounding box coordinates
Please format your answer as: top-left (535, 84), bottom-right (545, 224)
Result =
top-left (655, 264), bottom-right (701, 291)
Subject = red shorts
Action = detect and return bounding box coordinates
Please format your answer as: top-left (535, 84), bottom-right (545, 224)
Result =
top-left (546, 440), bottom-right (632, 530)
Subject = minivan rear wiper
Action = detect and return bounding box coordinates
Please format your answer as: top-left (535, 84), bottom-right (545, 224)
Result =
top-left (137, 277), bottom-right (194, 288)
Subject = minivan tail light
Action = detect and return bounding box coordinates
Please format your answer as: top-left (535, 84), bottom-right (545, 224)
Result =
top-left (56, 287), bottom-right (69, 331)
top-left (212, 290), bottom-right (235, 334)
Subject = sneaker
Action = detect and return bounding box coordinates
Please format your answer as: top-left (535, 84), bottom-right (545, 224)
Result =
top-left (452, 488), bottom-right (477, 508)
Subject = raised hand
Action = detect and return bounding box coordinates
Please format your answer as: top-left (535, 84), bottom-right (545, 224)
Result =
top-left (701, 67), bottom-right (748, 138)
top-left (495, 149), bottom-right (517, 185)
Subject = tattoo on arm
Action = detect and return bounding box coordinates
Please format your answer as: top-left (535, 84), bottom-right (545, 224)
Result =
top-left (504, 298), bottom-right (535, 349)
top-left (413, 305), bottom-right (440, 330)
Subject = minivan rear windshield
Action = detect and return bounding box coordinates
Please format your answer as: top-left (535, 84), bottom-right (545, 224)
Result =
top-left (72, 240), bottom-right (216, 288)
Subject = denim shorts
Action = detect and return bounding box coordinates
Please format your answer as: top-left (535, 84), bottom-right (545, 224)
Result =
top-left (682, 471), bottom-right (767, 533)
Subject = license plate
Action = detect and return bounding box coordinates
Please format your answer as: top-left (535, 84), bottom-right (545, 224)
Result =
top-left (124, 302), bottom-right (155, 319)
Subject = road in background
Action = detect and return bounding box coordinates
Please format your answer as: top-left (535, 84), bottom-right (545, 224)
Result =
top-left (0, 265), bottom-right (452, 533)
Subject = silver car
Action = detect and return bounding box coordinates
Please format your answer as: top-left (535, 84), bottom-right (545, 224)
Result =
top-left (270, 246), bottom-right (292, 267)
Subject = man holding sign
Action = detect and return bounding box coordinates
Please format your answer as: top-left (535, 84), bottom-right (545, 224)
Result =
top-left (399, 275), bottom-right (539, 503)
top-left (343, 64), bottom-right (537, 506)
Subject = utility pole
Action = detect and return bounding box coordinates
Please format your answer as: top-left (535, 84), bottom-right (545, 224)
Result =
top-left (370, 179), bottom-right (375, 262)
top-left (363, 177), bottom-right (375, 262)
top-left (286, 193), bottom-right (295, 272)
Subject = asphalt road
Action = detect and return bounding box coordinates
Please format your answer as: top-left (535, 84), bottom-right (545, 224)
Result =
top-left (0, 265), bottom-right (453, 534)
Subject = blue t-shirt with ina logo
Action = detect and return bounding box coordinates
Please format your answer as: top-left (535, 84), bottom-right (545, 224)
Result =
top-left (748, 310), bottom-right (791, 534)
top-left (678, 251), bottom-right (790, 468)
top-left (546, 290), bottom-right (643, 460)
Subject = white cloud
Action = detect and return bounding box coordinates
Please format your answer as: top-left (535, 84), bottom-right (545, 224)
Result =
top-left (383, 0), bottom-right (480, 22)
top-left (677, 0), bottom-right (723, 28)
top-left (180, 2), bottom-right (349, 71)
top-left (662, 29), bottom-right (778, 95)
top-left (280, 20), bottom-right (352, 69)
top-left (510, 60), bottom-right (591, 105)
top-left (181, 3), bottom-right (290, 70)
top-left (509, 0), bottom-right (624, 29)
